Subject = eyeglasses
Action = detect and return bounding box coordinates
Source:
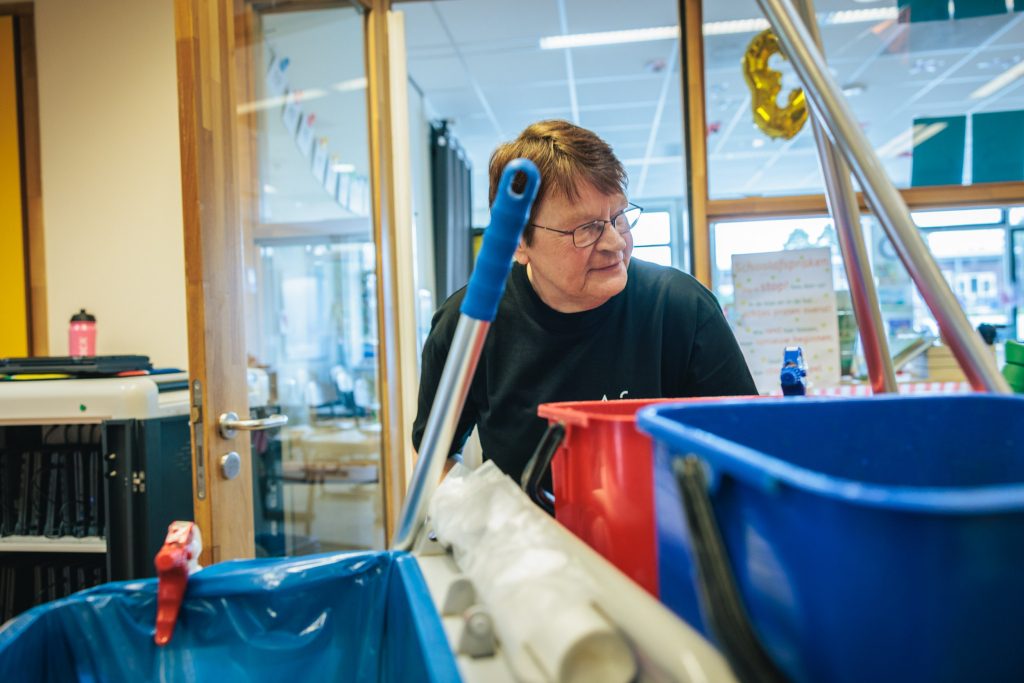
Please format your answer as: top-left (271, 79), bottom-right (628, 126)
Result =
top-left (529, 203), bottom-right (644, 248)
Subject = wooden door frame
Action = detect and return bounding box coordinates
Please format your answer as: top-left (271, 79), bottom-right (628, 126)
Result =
top-left (175, 0), bottom-right (255, 565)
top-left (364, 0), bottom-right (411, 542)
top-left (175, 0), bottom-right (411, 562)
top-left (679, 0), bottom-right (711, 286)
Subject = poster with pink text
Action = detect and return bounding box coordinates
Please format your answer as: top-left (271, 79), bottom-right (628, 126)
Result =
top-left (731, 247), bottom-right (841, 394)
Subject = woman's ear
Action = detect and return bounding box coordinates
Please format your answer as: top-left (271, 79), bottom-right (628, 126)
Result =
top-left (513, 239), bottom-right (529, 265)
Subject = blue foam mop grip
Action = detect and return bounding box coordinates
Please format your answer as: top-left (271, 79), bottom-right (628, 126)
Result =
top-left (460, 159), bottom-right (541, 322)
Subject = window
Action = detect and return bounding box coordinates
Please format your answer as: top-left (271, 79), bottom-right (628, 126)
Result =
top-left (919, 226), bottom-right (1008, 329)
top-left (631, 209), bottom-right (673, 267)
top-left (402, 0), bottom-right (693, 279)
top-left (702, 0), bottom-right (1024, 199)
top-left (712, 207), bottom-right (1020, 378)
top-left (711, 215), bottom-right (847, 312)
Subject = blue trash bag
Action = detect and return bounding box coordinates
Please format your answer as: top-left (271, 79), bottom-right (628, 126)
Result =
top-left (638, 395), bottom-right (1024, 683)
top-left (0, 551), bottom-right (460, 683)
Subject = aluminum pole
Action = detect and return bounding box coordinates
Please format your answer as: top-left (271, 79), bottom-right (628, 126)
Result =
top-left (754, 0), bottom-right (1010, 394)
top-left (790, 0), bottom-right (897, 394)
top-left (391, 317), bottom-right (488, 551)
top-left (391, 159), bottom-right (541, 551)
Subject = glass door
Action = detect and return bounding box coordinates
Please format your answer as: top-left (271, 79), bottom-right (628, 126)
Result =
top-left (238, 5), bottom-right (385, 556)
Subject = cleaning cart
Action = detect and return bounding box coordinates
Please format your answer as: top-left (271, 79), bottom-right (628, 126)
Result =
top-left (0, 161), bottom-right (737, 683)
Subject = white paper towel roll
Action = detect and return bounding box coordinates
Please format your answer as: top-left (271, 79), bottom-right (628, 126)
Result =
top-left (430, 462), bottom-right (635, 683)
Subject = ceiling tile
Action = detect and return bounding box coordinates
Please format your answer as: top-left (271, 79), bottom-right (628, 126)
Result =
top-left (422, 87), bottom-right (483, 119)
top-left (399, 3), bottom-right (452, 50)
top-left (462, 47), bottom-right (569, 88)
top-left (562, 0), bottom-right (678, 33)
top-left (575, 75), bottom-right (665, 108)
top-left (571, 41), bottom-right (678, 80)
top-left (432, 0), bottom-right (559, 44)
top-left (408, 56), bottom-right (471, 90)
top-left (482, 81), bottom-right (573, 117)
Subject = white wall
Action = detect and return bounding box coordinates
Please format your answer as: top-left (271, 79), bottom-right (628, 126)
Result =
top-left (11, 0), bottom-right (187, 367)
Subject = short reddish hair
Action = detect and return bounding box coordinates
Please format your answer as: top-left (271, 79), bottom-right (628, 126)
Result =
top-left (488, 120), bottom-right (627, 244)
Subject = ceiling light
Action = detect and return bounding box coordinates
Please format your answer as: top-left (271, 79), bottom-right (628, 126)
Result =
top-left (331, 163), bottom-right (356, 173)
top-left (911, 208), bottom-right (1003, 227)
top-left (540, 26), bottom-right (677, 50)
top-left (237, 81), bottom-right (363, 116)
top-left (969, 60), bottom-right (1024, 100)
top-left (237, 88), bottom-right (327, 115)
top-left (908, 122), bottom-right (947, 150)
top-left (842, 82), bottom-right (867, 97)
top-left (875, 122), bottom-right (947, 158)
top-left (874, 126), bottom-right (919, 158)
top-left (238, 95), bottom-right (290, 115)
top-left (332, 77), bottom-right (367, 92)
top-left (702, 19), bottom-right (769, 36)
top-left (541, 8), bottom-right (900, 49)
top-left (826, 7), bottom-right (899, 24)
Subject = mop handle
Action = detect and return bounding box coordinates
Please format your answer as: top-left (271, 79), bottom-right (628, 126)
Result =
top-left (392, 159), bottom-right (540, 551)
top-left (459, 159), bottom-right (540, 321)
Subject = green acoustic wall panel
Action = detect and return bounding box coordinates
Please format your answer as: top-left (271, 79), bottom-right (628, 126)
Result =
top-left (972, 110), bottom-right (1024, 184)
top-left (898, 0), bottom-right (951, 22)
top-left (911, 115), bottom-right (966, 187)
top-left (954, 0), bottom-right (1008, 18)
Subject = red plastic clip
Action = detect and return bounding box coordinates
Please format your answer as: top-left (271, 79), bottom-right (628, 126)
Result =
top-left (154, 521), bottom-right (202, 646)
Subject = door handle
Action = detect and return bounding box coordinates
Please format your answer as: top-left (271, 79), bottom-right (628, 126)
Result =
top-left (218, 411), bottom-right (288, 439)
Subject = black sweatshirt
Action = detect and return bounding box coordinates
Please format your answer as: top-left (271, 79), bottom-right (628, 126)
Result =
top-left (412, 259), bottom-right (757, 483)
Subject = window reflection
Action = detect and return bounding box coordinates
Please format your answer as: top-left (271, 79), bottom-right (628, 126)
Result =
top-left (402, 0), bottom-right (691, 271)
top-left (703, 0), bottom-right (1024, 198)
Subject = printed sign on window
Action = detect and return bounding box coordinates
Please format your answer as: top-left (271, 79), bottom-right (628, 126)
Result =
top-left (731, 247), bottom-right (841, 394)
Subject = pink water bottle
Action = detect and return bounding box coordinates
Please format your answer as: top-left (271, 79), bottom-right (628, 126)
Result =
top-left (69, 309), bottom-right (96, 357)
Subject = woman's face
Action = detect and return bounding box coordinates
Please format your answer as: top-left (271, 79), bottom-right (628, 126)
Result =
top-left (514, 182), bottom-right (632, 313)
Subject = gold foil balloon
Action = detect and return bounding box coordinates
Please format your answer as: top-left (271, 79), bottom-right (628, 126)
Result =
top-left (743, 29), bottom-right (808, 140)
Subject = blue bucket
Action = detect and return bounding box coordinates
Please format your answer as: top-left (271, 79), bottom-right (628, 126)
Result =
top-left (0, 551), bottom-right (460, 683)
top-left (637, 395), bottom-right (1024, 683)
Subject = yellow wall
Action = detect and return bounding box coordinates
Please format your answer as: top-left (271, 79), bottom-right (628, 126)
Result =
top-left (0, 15), bottom-right (27, 357)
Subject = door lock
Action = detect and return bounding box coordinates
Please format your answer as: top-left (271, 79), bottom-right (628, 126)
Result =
top-left (220, 451), bottom-right (241, 480)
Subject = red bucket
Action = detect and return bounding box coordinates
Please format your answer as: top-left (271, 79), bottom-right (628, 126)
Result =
top-left (535, 398), bottom-right (713, 596)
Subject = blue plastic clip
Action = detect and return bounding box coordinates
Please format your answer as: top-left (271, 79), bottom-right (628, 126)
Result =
top-left (780, 345), bottom-right (807, 396)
